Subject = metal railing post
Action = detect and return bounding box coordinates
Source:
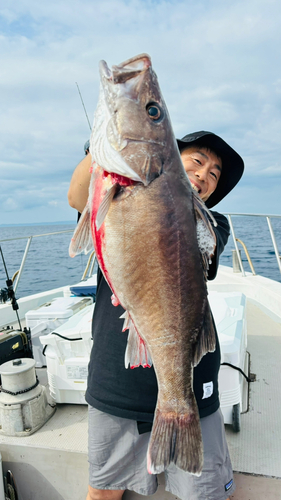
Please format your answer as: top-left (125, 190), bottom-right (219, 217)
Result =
top-left (228, 215), bottom-right (246, 277)
top-left (14, 236), bottom-right (33, 293)
top-left (266, 217), bottom-right (281, 274)
top-left (89, 254), bottom-right (97, 277)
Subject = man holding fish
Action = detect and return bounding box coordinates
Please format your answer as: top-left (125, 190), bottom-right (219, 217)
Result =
top-left (68, 54), bottom-right (244, 500)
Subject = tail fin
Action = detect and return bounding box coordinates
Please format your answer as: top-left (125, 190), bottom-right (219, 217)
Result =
top-left (147, 402), bottom-right (203, 476)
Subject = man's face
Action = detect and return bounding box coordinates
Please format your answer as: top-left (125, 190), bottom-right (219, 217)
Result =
top-left (180, 147), bottom-right (222, 202)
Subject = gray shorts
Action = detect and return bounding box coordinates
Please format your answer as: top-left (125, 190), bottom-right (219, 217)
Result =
top-left (88, 406), bottom-right (235, 500)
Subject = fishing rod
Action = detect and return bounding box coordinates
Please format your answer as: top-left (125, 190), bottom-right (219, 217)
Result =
top-left (0, 245), bottom-right (22, 331)
top-left (75, 82), bottom-right (92, 131)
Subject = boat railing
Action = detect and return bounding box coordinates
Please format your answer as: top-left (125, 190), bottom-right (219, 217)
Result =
top-left (0, 229), bottom-right (75, 293)
top-left (1, 214), bottom-right (280, 293)
top-left (82, 251), bottom-right (96, 280)
top-left (224, 213), bottom-right (281, 277)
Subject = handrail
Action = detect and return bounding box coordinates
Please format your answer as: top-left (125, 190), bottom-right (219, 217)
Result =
top-left (235, 238), bottom-right (256, 276)
top-left (266, 217), bottom-right (281, 274)
top-left (225, 213), bottom-right (281, 277)
top-left (1, 213), bottom-right (280, 292)
top-left (81, 251), bottom-right (96, 280)
top-left (227, 215), bottom-right (246, 276)
top-left (0, 228), bottom-right (76, 292)
top-left (14, 236), bottom-right (33, 293)
top-left (223, 213), bottom-right (281, 218)
top-left (0, 229), bottom-right (74, 243)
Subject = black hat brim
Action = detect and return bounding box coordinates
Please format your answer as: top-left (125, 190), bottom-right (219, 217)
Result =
top-left (177, 131), bottom-right (244, 208)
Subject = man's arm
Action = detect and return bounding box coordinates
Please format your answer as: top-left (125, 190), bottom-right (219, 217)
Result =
top-left (68, 153), bottom-right (92, 213)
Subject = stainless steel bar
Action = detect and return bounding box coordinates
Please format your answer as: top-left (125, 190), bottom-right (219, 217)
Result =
top-left (14, 236), bottom-right (33, 293)
top-left (0, 229), bottom-right (74, 243)
top-left (224, 213), bottom-right (281, 218)
top-left (81, 251), bottom-right (95, 280)
top-left (228, 215), bottom-right (246, 277)
top-left (266, 217), bottom-right (281, 275)
top-left (236, 238), bottom-right (256, 275)
top-left (89, 255), bottom-right (97, 276)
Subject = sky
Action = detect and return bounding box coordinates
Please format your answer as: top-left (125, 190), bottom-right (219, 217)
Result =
top-left (0, 0), bottom-right (281, 225)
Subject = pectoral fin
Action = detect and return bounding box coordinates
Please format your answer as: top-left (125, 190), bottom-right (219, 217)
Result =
top-left (193, 192), bottom-right (216, 279)
top-left (69, 202), bottom-right (93, 257)
top-left (96, 184), bottom-right (118, 230)
top-left (192, 302), bottom-right (216, 367)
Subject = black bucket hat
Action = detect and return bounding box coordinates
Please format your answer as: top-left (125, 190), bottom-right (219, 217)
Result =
top-left (177, 131), bottom-right (244, 208)
top-left (84, 140), bottom-right (90, 155)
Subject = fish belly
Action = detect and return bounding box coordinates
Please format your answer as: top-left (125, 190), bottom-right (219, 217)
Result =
top-left (98, 168), bottom-right (211, 475)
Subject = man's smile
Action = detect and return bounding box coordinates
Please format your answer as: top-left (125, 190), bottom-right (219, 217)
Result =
top-left (189, 179), bottom-right (202, 194)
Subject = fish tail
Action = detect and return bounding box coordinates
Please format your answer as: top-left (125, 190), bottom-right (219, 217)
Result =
top-left (147, 401), bottom-right (203, 476)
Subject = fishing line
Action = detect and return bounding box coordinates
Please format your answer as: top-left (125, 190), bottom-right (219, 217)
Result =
top-left (75, 82), bottom-right (92, 131)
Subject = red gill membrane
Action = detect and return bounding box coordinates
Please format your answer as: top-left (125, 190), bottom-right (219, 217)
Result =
top-left (103, 170), bottom-right (138, 187)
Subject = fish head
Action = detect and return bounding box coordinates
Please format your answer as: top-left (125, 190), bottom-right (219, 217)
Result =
top-left (91, 53), bottom-right (178, 186)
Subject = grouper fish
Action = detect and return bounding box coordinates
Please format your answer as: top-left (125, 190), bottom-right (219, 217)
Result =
top-left (69, 53), bottom-right (217, 476)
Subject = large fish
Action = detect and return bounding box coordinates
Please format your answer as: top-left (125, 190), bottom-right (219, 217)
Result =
top-left (70, 53), bottom-right (216, 476)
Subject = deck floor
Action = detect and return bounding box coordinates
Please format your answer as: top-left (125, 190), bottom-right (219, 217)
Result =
top-left (1, 298), bottom-right (281, 499)
top-left (225, 301), bottom-right (281, 478)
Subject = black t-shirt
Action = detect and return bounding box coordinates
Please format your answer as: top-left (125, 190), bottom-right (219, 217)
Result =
top-left (85, 211), bottom-right (230, 424)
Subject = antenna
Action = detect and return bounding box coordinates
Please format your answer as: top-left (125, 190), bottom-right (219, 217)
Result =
top-left (0, 245), bottom-right (22, 331)
top-left (75, 82), bottom-right (92, 131)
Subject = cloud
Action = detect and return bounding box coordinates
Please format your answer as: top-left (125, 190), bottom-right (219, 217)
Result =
top-left (1, 0), bottom-right (281, 224)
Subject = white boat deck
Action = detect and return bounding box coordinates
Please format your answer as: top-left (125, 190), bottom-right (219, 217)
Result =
top-left (225, 302), bottom-right (281, 479)
top-left (1, 266), bottom-right (281, 499)
top-left (1, 301), bottom-right (281, 498)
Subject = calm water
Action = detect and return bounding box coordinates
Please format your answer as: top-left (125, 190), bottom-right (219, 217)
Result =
top-left (0, 216), bottom-right (280, 300)
top-left (0, 223), bottom-right (89, 299)
top-left (219, 215), bottom-right (281, 283)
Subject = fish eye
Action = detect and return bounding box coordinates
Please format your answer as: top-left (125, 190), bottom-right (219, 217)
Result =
top-left (146, 103), bottom-right (162, 121)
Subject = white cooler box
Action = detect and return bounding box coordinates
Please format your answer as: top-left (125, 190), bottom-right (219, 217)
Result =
top-left (25, 296), bottom-right (93, 367)
top-left (209, 291), bottom-right (247, 431)
top-left (40, 303), bottom-right (95, 405)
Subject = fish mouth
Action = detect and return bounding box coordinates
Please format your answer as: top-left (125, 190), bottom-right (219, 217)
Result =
top-left (125, 137), bottom-right (165, 147)
top-left (99, 54), bottom-right (151, 85)
top-left (99, 60), bottom-right (113, 80)
top-left (96, 54), bottom-right (162, 186)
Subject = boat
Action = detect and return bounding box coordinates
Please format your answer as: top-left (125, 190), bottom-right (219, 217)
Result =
top-left (0, 213), bottom-right (280, 500)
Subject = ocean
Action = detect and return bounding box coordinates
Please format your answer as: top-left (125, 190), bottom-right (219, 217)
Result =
top-left (0, 216), bottom-right (280, 300)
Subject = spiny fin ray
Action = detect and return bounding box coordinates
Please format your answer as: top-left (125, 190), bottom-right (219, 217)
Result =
top-left (192, 302), bottom-right (216, 367)
top-left (69, 202), bottom-right (93, 257)
top-left (193, 192), bottom-right (216, 280)
top-left (123, 313), bottom-right (153, 369)
top-left (96, 184), bottom-right (118, 230)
